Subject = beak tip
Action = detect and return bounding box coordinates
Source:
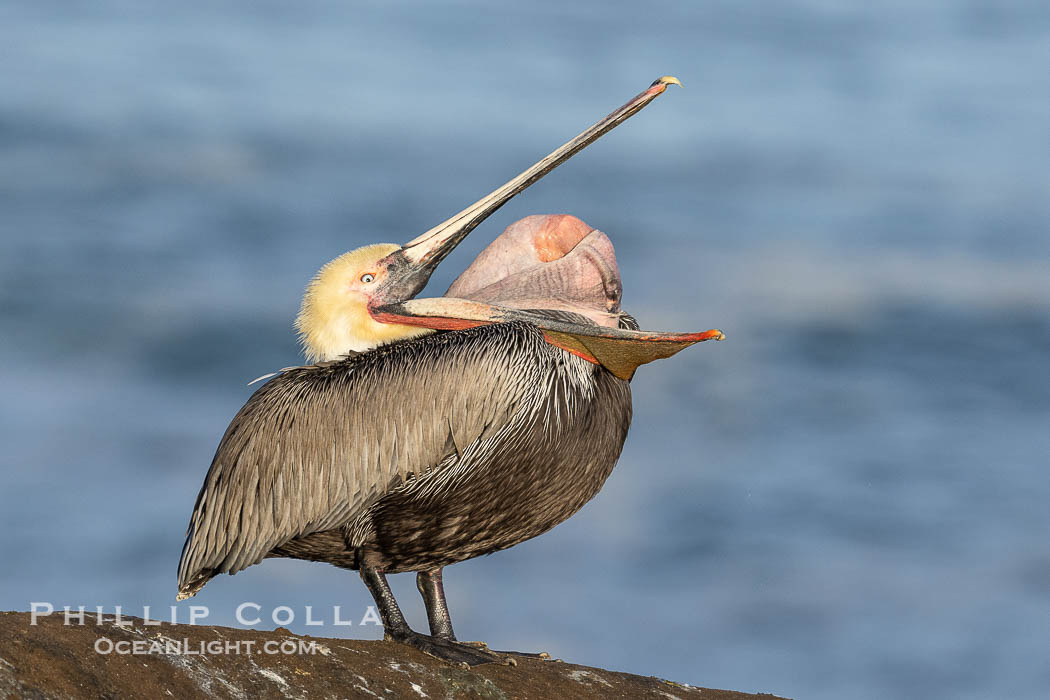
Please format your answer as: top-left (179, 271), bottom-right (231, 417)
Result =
top-left (652, 75), bottom-right (683, 89)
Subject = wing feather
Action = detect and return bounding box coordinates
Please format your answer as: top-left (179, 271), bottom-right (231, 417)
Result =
top-left (177, 324), bottom-right (538, 597)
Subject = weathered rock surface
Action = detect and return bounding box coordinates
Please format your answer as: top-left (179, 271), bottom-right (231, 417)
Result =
top-left (0, 611), bottom-right (787, 699)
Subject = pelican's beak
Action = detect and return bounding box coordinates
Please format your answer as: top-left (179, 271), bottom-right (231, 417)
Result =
top-left (372, 294), bottom-right (724, 381)
top-left (368, 76), bottom-right (721, 381)
top-left (370, 76), bottom-right (682, 307)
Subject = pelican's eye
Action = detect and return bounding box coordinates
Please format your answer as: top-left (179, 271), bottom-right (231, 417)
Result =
top-left (360, 273), bottom-right (375, 284)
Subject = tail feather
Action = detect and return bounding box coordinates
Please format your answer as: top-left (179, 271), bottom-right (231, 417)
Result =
top-left (176, 568), bottom-right (214, 601)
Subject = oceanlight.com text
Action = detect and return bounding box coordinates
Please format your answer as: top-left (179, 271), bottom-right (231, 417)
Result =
top-left (93, 637), bottom-right (321, 656)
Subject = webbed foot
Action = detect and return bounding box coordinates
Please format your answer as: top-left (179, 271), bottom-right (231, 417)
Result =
top-left (390, 630), bottom-right (515, 668)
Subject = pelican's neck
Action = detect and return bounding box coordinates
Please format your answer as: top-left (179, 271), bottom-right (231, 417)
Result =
top-left (296, 304), bottom-right (433, 362)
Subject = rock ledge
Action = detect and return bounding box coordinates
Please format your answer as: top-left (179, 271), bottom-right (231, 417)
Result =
top-left (0, 611), bottom-right (787, 699)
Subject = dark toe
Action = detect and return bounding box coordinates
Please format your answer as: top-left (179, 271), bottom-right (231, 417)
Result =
top-left (489, 649), bottom-right (553, 660)
top-left (395, 631), bottom-right (508, 667)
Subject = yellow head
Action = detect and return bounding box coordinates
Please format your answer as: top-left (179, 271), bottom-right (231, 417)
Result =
top-left (295, 244), bottom-right (434, 362)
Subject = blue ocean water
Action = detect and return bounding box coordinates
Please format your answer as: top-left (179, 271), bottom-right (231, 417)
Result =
top-left (1, 2), bottom-right (1048, 698)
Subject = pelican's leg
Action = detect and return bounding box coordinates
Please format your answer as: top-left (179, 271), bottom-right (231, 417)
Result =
top-left (358, 559), bottom-right (508, 668)
top-left (414, 567), bottom-right (552, 662)
top-left (416, 568), bottom-right (456, 641)
top-left (359, 564), bottom-right (410, 641)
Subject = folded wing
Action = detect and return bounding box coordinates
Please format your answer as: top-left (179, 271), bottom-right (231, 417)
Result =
top-left (176, 327), bottom-right (535, 599)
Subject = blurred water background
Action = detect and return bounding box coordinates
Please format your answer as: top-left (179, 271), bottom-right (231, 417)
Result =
top-left (2, 2), bottom-right (1048, 698)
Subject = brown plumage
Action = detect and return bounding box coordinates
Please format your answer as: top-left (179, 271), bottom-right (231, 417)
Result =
top-left (178, 320), bottom-right (631, 598)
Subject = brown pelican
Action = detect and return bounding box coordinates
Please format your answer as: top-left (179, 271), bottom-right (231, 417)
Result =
top-left (177, 77), bottom-right (724, 666)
